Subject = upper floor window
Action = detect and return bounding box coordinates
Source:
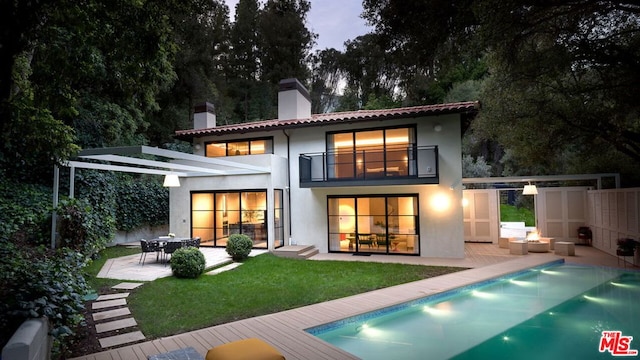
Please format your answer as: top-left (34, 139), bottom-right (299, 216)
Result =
top-left (205, 138), bottom-right (273, 157)
top-left (327, 127), bottom-right (416, 179)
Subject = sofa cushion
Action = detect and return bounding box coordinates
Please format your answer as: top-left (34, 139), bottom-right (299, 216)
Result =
top-left (205, 338), bottom-right (285, 360)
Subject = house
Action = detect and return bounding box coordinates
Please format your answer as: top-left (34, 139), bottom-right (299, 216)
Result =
top-left (172, 78), bottom-right (480, 258)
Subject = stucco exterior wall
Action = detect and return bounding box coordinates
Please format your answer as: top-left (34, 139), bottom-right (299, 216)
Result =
top-left (285, 113), bottom-right (464, 258)
top-left (171, 113), bottom-right (465, 258)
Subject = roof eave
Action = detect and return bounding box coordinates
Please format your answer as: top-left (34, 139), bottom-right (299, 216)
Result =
top-left (174, 101), bottom-right (480, 141)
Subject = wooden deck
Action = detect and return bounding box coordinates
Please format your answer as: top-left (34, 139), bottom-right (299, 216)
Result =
top-left (70, 244), bottom-right (631, 360)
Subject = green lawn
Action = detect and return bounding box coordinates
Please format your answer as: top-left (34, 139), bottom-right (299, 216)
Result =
top-left (87, 252), bottom-right (464, 338)
top-left (85, 246), bottom-right (140, 292)
top-left (500, 204), bottom-right (535, 226)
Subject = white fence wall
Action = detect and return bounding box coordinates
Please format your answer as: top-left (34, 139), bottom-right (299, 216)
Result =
top-left (536, 187), bottom-right (590, 242)
top-left (463, 189), bottom-right (499, 243)
top-left (587, 188), bottom-right (640, 256)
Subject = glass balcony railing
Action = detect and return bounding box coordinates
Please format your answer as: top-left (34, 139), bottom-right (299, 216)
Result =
top-left (299, 145), bottom-right (438, 187)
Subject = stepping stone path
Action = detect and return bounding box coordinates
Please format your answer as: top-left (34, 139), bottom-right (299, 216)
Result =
top-left (89, 269), bottom-right (242, 350)
top-left (90, 282), bottom-right (146, 349)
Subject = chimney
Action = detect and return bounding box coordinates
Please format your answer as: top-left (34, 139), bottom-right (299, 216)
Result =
top-left (193, 102), bottom-right (216, 129)
top-left (278, 78), bottom-right (311, 120)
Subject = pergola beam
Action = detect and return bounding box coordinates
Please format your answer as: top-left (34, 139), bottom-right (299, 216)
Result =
top-left (78, 145), bottom-right (270, 173)
top-left (462, 173), bottom-right (620, 189)
top-left (65, 161), bottom-right (189, 176)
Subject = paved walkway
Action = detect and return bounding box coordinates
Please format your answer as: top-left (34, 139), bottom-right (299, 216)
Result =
top-left (98, 247), bottom-right (267, 281)
top-left (71, 243), bottom-right (636, 360)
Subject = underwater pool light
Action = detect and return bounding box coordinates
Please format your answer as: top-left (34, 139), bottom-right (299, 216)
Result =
top-left (509, 279), bottom-right (535, 287)
top-left (582, 295), bottom-right (612, 304)
top-left (472, 290), bottom-right (497, 299)
top-left (610, 281), bottom-right (637, 289)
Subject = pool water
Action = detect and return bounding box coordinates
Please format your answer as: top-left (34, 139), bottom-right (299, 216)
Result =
top-left (308, 263), bottom-right (640, 359)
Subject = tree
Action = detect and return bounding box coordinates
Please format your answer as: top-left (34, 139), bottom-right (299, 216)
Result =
top-left (227, 0), bottom-right (269, 123)
top-left (473, 2), bottom-right (640, 177)
top-left (339, 34), bottom-right (400, 110)
top-left (258, 0), bottom-right (316, 99)
top-left (362, 0), bottom-right (481, 106)
top-left (462, 154), bottom-right (492, 178)
top-left (150, 0), bottom-right (231, 141)
top-left (363, 0), bottom-right (640, 182)
top-left (309, 49), bottom-right (344, 113)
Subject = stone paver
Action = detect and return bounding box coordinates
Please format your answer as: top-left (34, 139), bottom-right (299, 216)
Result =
top-left (112, 282), bottom-right (144, 290)
top-left (92, 307), bottom-right (131, 321)
top-left (92, 298), bottom-right (127, 310)
top-left (95, 318), bottom-right (138, 333)
top-left (206, 262), bottom-right (242, 275)
top-left (98, 331), bottom-right (145, 348)
top-left (96, 292), bottom-right (130, 301)
top-left (97, 248), bottom-right (266, 282)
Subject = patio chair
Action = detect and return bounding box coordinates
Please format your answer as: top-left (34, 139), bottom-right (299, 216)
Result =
top-left (376, 234), bottom-right (390, 249)
top-left (191, 237), bottom-right (201, 248)
top-left (163, 240), bottom-right (183, 266)
top-left (358, 234), bottom-right (374, 248)
top-left (139, 239), bottom-right (160, 266)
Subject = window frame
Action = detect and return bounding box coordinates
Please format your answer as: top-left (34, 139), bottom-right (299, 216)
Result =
top-left (327, 194), bottom-right (420, 255)
top-left (326, 126), bottom-right (416, 180)
top-left (204, 136), bottom-right (274, 157)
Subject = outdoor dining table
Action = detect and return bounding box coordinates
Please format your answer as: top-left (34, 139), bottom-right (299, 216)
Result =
top-left (149, 237), bottom-right (188, 261)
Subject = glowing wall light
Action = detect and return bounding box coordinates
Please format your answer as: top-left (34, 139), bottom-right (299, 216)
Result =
top-left (430, 192), bottom-right (451, 212)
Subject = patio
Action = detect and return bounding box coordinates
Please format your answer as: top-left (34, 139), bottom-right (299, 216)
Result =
top-left (97, 246), bottom-right (267, 281)
top-left (71, 243), bottom-right (632, 360)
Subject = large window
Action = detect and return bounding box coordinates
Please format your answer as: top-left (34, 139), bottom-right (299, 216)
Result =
top-left (192, 190), bottom-right (277, 249)
top-left (327, 127), bottom-right (415, 180)
top-left (328, 195), bottom-right (419, 255)
top-left (205, 137), bottom-right (273, 157)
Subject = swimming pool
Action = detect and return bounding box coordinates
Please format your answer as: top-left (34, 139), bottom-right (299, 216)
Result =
top-left (308, 263), bottom-right (640, 359)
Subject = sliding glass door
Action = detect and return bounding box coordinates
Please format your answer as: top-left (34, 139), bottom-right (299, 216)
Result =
top-left (192, 190), bottom-right (281, 249)
top-left (328, 195), bottom-right (419, 255)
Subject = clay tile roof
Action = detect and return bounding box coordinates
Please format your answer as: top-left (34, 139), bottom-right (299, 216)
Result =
top-left (175, 101), bottom-right (480, 139)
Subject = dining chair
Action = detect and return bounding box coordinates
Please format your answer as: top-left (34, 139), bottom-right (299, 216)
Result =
top-left (163, 241), bottom-right (183, 266)
top-left (139, 239), bottom-right (159, 266)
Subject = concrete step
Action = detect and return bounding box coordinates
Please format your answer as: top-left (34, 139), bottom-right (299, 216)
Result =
top-left (92, 298), bottom-right (127, 310)
top-left (272, 245), bottom-right (317, 259)
top-left (112, 282), bottom-right (144, 290)
top-left (300, 248), bottom-right (319, 258)
top-left (96, 293), bottom-right (130, 301)
top-left (95, 318), bottom-right (138, 333)
top-left (92, 307), bottom-right (131, 322)
top-left (98, 331), bottom-right (145, 348)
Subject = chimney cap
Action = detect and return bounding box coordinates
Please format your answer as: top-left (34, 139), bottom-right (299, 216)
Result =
top-left (278, 78), bottom-right (310, 102)
top-left (194, 102), bottom-right (215, 114)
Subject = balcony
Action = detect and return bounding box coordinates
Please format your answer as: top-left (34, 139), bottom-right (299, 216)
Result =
top-left (299, 145), bottom-right (438, 188)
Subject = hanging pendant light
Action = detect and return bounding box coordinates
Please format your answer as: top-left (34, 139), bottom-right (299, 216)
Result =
top-left (522, 183), bottom-right (538, 195)
top-left (163, 174), bottom-right (180, 187)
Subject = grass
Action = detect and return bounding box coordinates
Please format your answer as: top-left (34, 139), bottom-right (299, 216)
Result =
top-left (500, 204), bottom-right (535, 226)
top-left (119, 253), bottom-right (464, 338)
top-left (85, 246), bottom-right (140, 292)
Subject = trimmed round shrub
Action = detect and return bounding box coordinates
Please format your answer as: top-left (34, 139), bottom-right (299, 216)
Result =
top-left (170, 247), bottom-right (205, 278)
top-left (226, 234), bottom-right (253, 261)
